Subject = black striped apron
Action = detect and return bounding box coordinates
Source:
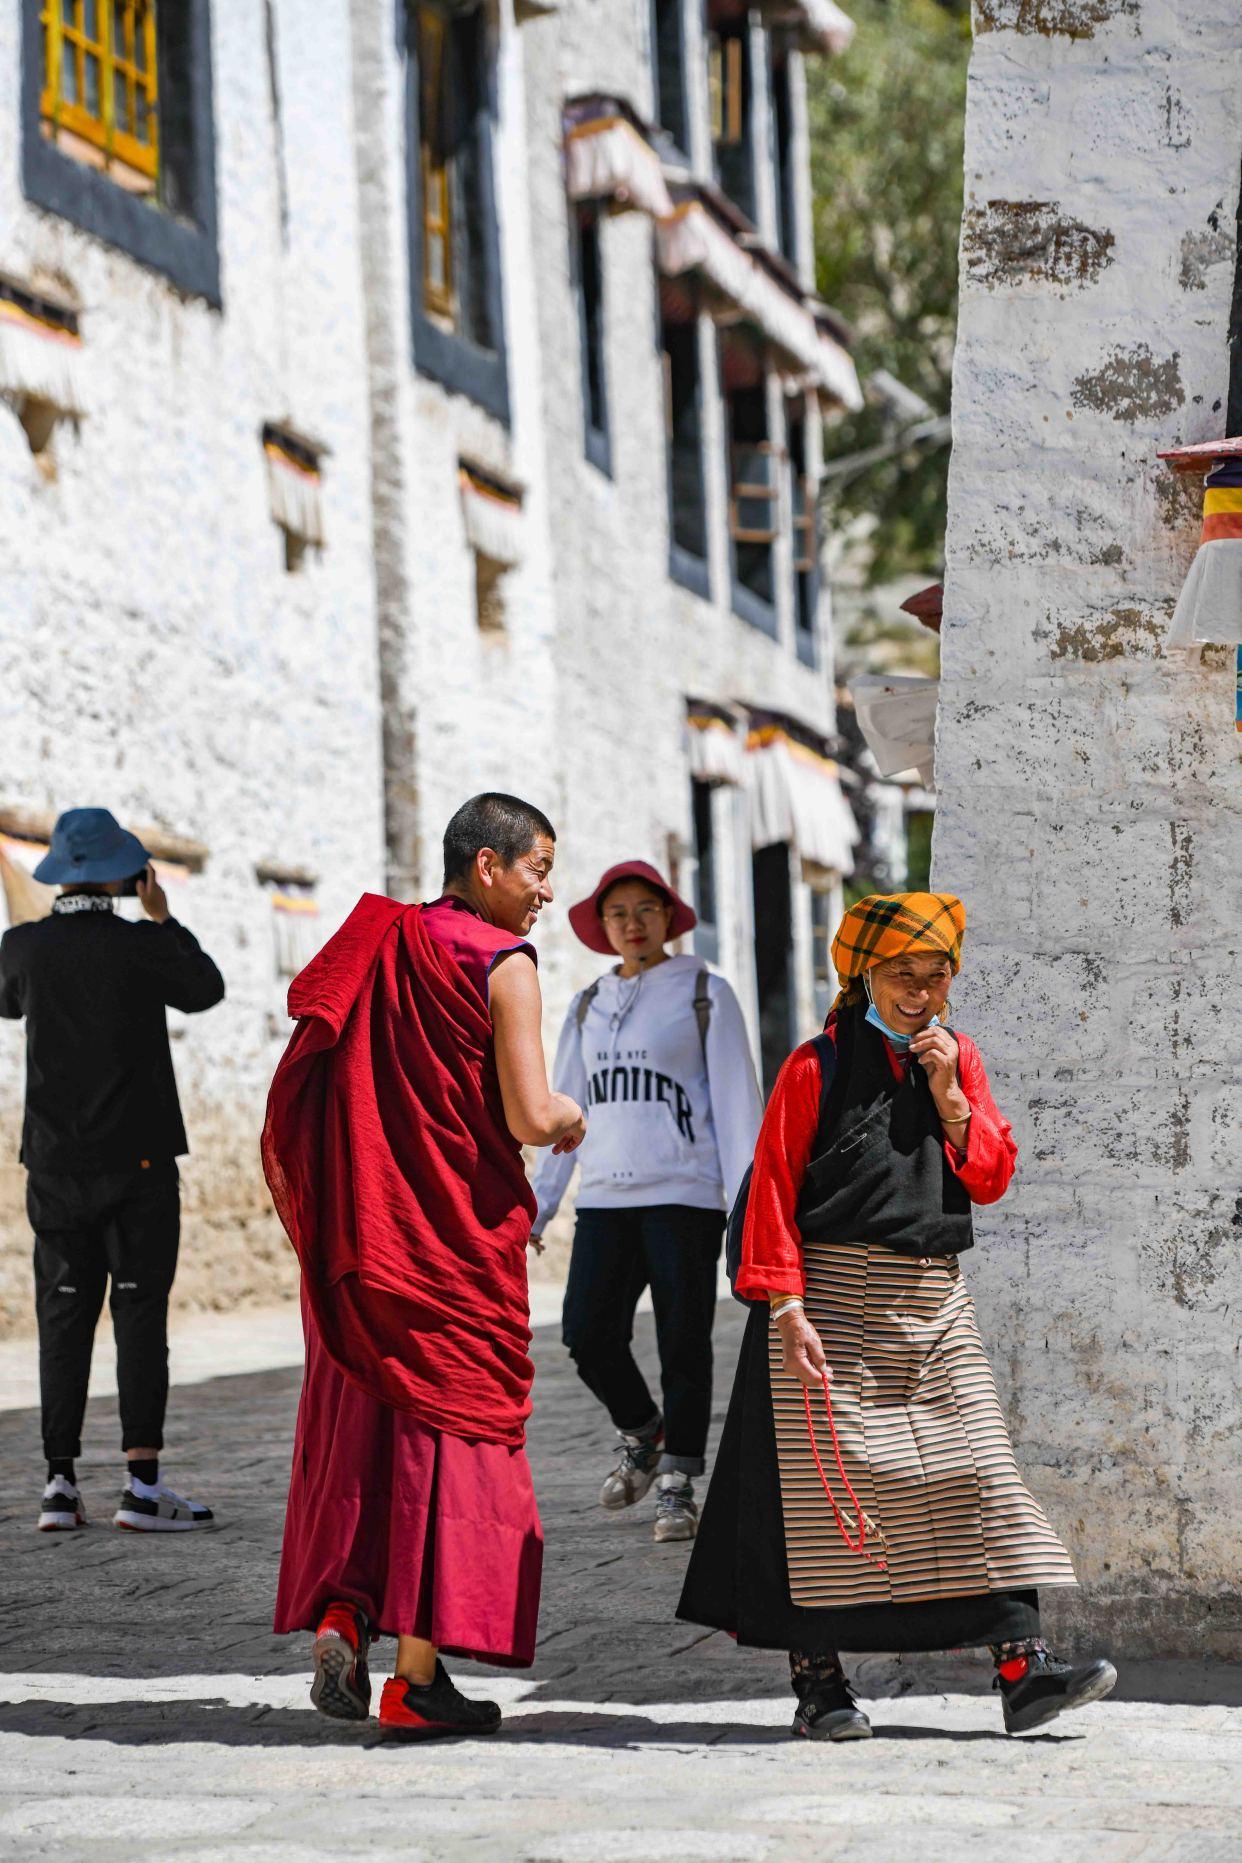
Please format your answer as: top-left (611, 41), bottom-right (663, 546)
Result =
top-left (769, 1239), bottom-right (1077, 1609)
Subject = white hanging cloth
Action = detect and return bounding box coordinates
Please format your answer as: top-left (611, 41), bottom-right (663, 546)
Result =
top-left (686, 710), bottom-right (746, 786)
top-left (1155, 447), bottom-right (1242, 649)
top-left (459, 465), bottom-right (524, 567)
top-left (0, 294), bottom-right (86, 415)
top-left (851, 674), bottom-right (939, 788)
top-left (565, 112), bottom-right (674, 221)
top-left (264, 431), bottom-right (325, 546)
top-left (746, 727), bottom-right (859, 875)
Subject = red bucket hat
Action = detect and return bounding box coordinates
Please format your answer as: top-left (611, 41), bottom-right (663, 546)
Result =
top-left (568, 860), bottom-right (697, 956)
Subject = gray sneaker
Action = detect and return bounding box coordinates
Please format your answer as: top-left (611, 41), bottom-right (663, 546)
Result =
top-left (599, 1432), bottom-right (662, 1509)
top-left (653, 1472), bottom-right (698, 1542)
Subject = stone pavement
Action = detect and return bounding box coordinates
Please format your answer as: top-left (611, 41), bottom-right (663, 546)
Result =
top-left (0, 1301), bottom-right (1239, 1861)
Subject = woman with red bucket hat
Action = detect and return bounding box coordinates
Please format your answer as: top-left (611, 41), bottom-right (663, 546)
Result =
top-left (531, 860), bottom-right (761, 1543)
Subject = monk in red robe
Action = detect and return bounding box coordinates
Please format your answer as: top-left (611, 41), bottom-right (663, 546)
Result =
top-left (264, 794), bottom-right (585, 1738)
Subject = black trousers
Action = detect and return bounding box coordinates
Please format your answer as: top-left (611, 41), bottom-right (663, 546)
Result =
top-left (29, 1163), bottom-right (181, 1461)
top-left (561, 1204), bottom-right (724, 1475)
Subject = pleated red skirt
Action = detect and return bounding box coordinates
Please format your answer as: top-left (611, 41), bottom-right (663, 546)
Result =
top-left (273, 1291), bottom-right (543, 1666)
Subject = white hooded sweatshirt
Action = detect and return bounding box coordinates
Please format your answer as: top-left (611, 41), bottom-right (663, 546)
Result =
top-left (531, 954), bottom-right (763, 1231)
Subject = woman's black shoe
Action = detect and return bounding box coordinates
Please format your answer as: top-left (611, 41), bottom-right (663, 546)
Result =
top-left (996, 1650), bottom-right (1118, 1735)
top-left (791, 1676), bottom-right (873, 1741)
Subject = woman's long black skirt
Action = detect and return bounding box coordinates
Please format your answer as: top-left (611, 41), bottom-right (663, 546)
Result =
top-left (676, 1301), bottom-right (1043, 1653)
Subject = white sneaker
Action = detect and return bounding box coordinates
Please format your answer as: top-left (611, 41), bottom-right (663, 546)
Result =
top-left (114, 1475), bottom-right (214, 1532)
top-left (38, 1474), bottom-right (86, 1531)
top-left (653, 1473), bottom-right (698, 1543)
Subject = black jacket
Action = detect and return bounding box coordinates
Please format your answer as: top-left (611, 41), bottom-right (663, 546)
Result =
top-left (0, 910), bottom-right (225, 1175)
top-left (796, 1001), bottom-right (975, 1259)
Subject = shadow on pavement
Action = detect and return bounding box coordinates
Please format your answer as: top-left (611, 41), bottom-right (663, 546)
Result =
top-left (0, 1696), bottom-right (1077, 1751)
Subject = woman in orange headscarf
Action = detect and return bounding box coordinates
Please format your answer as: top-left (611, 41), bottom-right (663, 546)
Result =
top-left (678, 894), bottom-right (1118, 1741)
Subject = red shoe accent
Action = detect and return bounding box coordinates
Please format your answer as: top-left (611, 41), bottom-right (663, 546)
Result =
top-left (315, 1602), bottom-right (363, 1651)
top-left (378, 1677), bottom-right (451, 1737)
top-left (998, 1654), bottom-right (1030, 1683)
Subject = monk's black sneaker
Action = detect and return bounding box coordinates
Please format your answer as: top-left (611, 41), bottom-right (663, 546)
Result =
top-left (791, 1675), bottom-right (873, 1742)
top-left (379, 1662), bottom-right (502, 1740)
top-left (996, 1648), bottom-right (1118, 1735)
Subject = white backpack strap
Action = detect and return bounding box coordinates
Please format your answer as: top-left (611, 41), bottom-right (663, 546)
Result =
top-left (693, 965), bottom-right (712, 1062)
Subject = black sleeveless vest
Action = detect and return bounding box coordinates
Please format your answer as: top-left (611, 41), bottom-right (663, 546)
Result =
top-left (796, 1001), bottom-right (974, 1259)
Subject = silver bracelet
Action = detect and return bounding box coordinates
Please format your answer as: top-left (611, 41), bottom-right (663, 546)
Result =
top-left (770, 1297), bottom-right (805, 1323)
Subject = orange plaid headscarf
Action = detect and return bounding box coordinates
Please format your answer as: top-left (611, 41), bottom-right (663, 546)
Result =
top-left (830, 892), bottom-right (966, 1011)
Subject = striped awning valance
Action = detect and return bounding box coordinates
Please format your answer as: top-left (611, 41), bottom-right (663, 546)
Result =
top-left (564, 95), bottom-right (674, 221)
top-left (263, 423), bottom-right (326, 546)
top-left (459, 460), bottom-right (524, 567)
top-left (686, 699), bottom-right (747, 786)
top-left (657, 195), bottom-right (863, 410)
top-left (745, 715), bottom-right (859, 874)
top-left (0, 277), bottom-right (86, 416)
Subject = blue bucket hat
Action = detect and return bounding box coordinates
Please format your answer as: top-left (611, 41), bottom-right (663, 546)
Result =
top-left (34, 808), bottom-right (151, 886)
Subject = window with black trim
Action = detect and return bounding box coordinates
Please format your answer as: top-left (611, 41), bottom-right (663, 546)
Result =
top-left (691, 777), bottom-right (720, 964)
top-left (22, 0), bottom-right (219, 303)
top-left (650, 0), bottom-right (689, 155)
top-left (723, 334), bottom-right (778, 628)
top-left (707, 4), bottom-right (754, 225)
top-left (659, 288), bottom-right (710, 596)
top-left (788, 405), bottom-right (818, 664)
top-left (770, 35), bottom-right (798, 268)
top-left (407, 0), bottom-right (508, 424)
top-left (574, 204), bottom-right (609, 473)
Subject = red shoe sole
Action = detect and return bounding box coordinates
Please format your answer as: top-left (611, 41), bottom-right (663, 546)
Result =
top-left (378, 1706), bottom-right (501, 1742)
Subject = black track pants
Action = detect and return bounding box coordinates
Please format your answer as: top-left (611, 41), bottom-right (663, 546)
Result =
top-left (29, 1163), bottom-right (181, 1460)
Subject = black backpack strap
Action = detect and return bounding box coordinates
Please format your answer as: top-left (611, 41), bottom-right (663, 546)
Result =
top-left (809, 1026), bottom-right (840, 1125)
top-left (693, 965), bottom-right (712, 1062)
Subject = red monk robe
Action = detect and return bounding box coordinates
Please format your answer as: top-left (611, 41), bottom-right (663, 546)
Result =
top-left (266, 894), bottom-right (543, 1666)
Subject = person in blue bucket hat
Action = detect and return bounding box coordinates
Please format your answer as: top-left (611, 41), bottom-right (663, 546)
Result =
top-left (0, 808), bottom-right (225, 1534)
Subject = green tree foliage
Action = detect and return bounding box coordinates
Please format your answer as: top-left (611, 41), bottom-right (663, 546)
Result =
top-left (810, 0), bottom-right (971, 584)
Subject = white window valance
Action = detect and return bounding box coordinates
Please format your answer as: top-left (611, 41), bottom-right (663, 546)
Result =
top-left (761, 0), bottom-right (855, 56)
top-left (657, 201), bottom-right (863, 411)
top-left (263, 424), bottom-right (326, 546)
top-left (686, 708), bottom-right (747, 786)
top-left (0, 283), bottom-right (86, 417)
top-left (746, 724), bottom-right (859, 875)
top-left (459, 461), bottom-right (524, 567)
top-left (850, 674), bottom-right (939, 788)
top-left (565, 109), bottom-right (673, 221)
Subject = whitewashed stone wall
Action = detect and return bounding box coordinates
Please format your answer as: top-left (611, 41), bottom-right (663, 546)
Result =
top-left (940, 0), bottom-right (1241, 1657)
top-left (0, 0), bottom-right (851, 1332)
top-left (0, 1), bottom-right (385, 1334)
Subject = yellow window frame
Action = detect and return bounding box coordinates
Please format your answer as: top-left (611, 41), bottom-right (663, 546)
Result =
top-left (707, 32), bottom-right (744, 147)
top-left (418, 7), bottom-right (454, 323)
top-left (40, 0), bottom-right (160, 187)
